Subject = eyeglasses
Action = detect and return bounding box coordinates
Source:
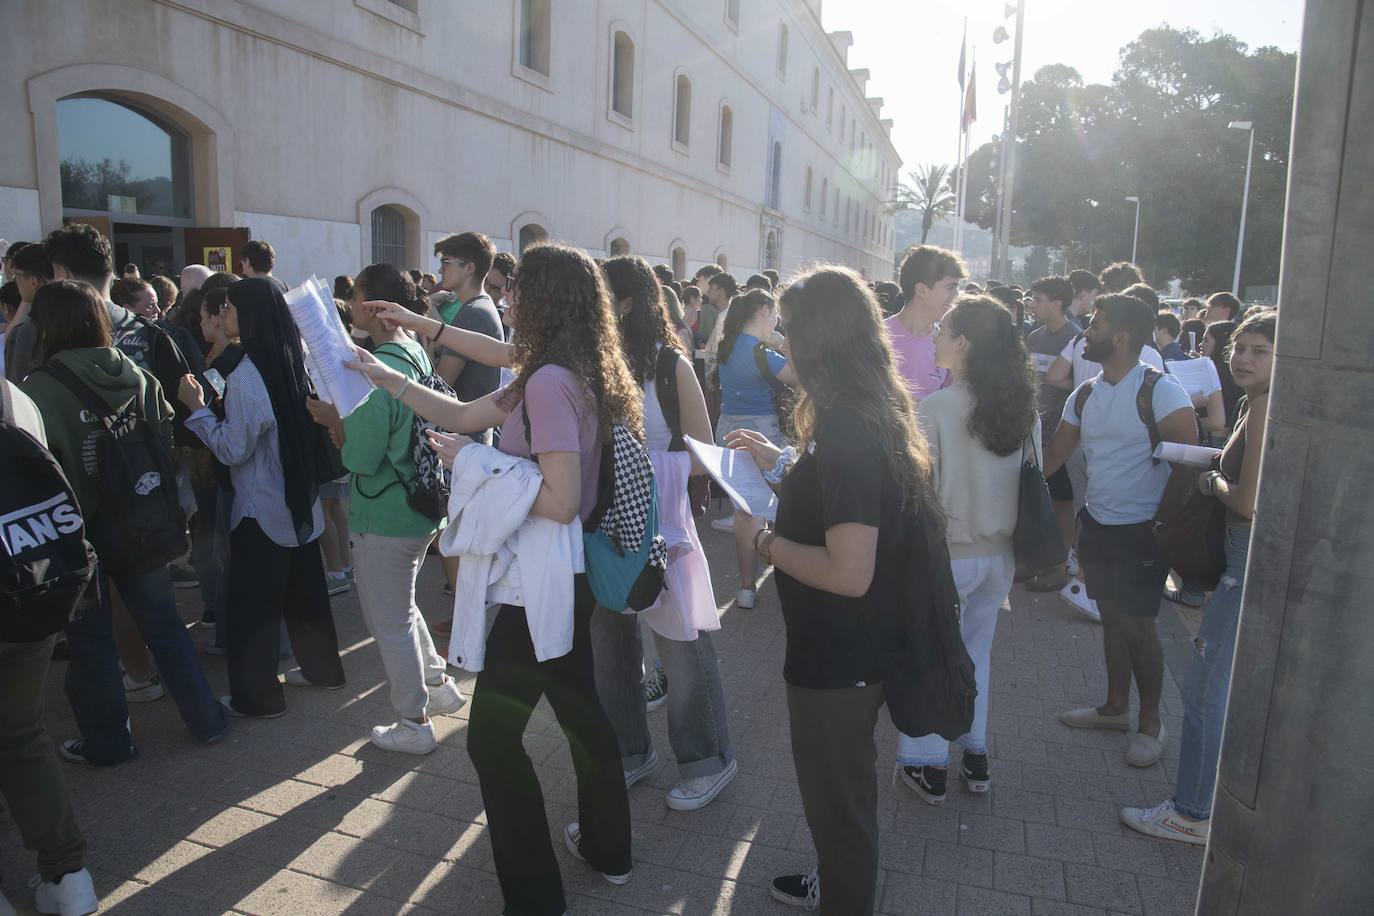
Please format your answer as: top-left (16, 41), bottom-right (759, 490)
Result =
top-left (439, 257), bottom-right (467, 269)
top-left (505, 273), bottom-right (517, 292)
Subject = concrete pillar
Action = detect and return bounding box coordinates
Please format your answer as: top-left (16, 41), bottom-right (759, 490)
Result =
top-left (1197, 1), bottom-right (1374, 913)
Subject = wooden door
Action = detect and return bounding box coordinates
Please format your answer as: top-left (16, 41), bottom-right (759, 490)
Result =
top-left (182, 227), bottom-right (251, 274)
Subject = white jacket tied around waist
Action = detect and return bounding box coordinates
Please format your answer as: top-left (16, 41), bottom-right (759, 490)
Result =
top-left (438, 442), bottom-right (584, 672)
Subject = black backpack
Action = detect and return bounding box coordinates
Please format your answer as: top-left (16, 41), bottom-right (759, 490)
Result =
top-left (0, 383), bottom-right (99, 642)
top-left (358, 344), bottom-right (454, 521)
top-left (863, 506), bottom-right (978, 741)
top-left (41, 363), bottom-right (188, 576)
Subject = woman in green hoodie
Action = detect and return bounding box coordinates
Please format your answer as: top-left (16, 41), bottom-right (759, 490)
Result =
top-left (21, 279), bottom-right (226, 766)
top-left (306, 264), bottom-right (465, 756)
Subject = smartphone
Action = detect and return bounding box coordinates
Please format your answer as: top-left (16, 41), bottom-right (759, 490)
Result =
top-left (203, 368), bottom-right (226, 399)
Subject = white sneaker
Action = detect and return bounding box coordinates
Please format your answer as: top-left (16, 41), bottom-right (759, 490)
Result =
top-left (426, 676), bottom-right (466, 716)
top-left (1058, 578), bottom-right (1100, 622)
top-left (563, 822), bottom-right (632, 885)
top-left (1120, 799), bottom-right (1208, 845)
top-left (122, 672), bottom-right (164, 703)
top-left (735, 589), bottom-right (756, 610)
top-left (326, 572), bottom-right (351, 596)
top-left (283, 668), bottom-right (344, 690)
top-left (1125, 724), bottom-right (1169, 767)
top-left (624, 749), bottom-right (661, 789)
top-left (1066, 546), bottom-right (1080, 578)
top-left (667, 758), bottom-right (738, 811)
top-left (709, 516), bottom-right (736, 533)
top-left (370, 718), bottom-right (438, 755)
top-left (31, 867), bottom-right (98, 915)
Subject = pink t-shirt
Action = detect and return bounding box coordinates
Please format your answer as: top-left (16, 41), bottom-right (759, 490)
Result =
top-left (886, 314), bottom-right (949, 401)
top-left (495, 365), bottom-right (603, 523)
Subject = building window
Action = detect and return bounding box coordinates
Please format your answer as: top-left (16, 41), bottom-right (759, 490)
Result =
top-left (371, 205), bottom-right (406, 265)
top-left (768, 141), bottom-right (782, 210)
top-left (833, 187), bottom-right (840, 225)
top-left (776, 23), bottom-right (789, 77)
top-left (610, 31), bottom-right (635, 120)
top-left (385, 0), bottom-right (416, 11)
top-left (518, 223), bottom-right (548, 251)
top-left (58, 96), bottom-right (192, 220)
top-left (839, 106), bottom-right (846, 143)
top-left (810, 67), bottom-right (820, 111)
top-left (826, 88), bottom-right (834, 127)
top-left (764, 230), bottom-right (779, 270)
top-left (850, 118), bottom-right (856, 151)
top-left (820, 178), bottom-right (828, 218)
top-left (718, 104), bottom-right (733, 168)
top-left (609, 237), bottom-right (630, 256)
top-left (672, 247), bottom-right (687, 279)
top-left (716, 251), bottom-right (728, 270)
top-left (519, 0), bottom-right (551, 77)
top-left (803, 166), bottom-right (813, 212)
top-left (725, 0), bottom-right (740, 29)
top-left (674, 74), bottom-right (692, 149)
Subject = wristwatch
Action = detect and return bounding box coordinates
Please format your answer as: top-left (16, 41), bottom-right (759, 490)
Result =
top-left (1205, 470), bottom-right (1222, 495)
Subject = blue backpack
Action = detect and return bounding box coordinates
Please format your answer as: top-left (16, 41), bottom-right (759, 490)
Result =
top-left (522, 400), bottom-right (666, 613)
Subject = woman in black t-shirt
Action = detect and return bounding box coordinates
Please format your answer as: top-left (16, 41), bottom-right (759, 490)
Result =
top-left (725, 267), bottom-right (939, 915)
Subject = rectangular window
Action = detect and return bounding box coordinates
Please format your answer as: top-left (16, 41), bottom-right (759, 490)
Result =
top-left (520, 0), bottom-right (551, 77)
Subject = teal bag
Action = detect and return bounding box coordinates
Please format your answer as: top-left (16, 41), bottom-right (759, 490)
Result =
top-left (522, 402), bottom-right (667, 614)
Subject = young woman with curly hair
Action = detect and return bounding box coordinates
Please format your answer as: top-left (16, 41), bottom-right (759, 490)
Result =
top-left (596, 256), bottom-right (737, 810)
top-left (725, 266), bottom-right (940, 914)
top-left (350, 242), bottom-right (640, 915)
top-left (895, 295), bottom-right (1039, 807)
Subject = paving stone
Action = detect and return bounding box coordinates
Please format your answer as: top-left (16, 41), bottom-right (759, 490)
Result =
top-left (1092, 834), bottom-right (1168, 877)
top-left (958, 812), bottom-right (1027, 854)
top-left (1065, 863), bottom-right (1144, 914)
top-left (956, 884), bottom-right (1033, 916)
top-left (1024, 823), bottom-right (1099, 865)
top-left (994, 851), bottom-right (1067, 900)
top-left (880, 872), bottom-right (959, 915)
top-left (923, 840), bottom-right (994, 888)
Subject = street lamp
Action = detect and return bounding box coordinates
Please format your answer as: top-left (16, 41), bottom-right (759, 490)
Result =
top-left (1229, 120), bottom-right (1255, 297)
top-left (1124, 196), bottom-right (1141, 264)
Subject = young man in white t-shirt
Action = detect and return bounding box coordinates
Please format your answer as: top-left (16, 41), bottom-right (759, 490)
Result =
top-left (1042, 295), bottom-right (1198, 769)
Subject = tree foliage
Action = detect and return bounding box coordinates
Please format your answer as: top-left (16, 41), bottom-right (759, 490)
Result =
top-left (891, 163), bottom-right (957, 244)
top-left (960, 27), bottom-right (1294, 291)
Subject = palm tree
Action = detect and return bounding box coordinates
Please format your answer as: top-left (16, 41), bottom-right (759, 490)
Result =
top-left (891, 164), bottom-right (957, 244)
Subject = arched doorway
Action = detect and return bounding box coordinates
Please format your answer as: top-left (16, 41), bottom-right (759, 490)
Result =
top-left (671, 246), bottom-right (687, 281)
top-left (56, 95), bottom-right (194, 273)
top-left (370, 205), bottom-right (408, 265)
top-left (519, 223), bottom-right (548, 251)
top-left (609, 237), bottom-right (631, 256)
top-left (764, 231), bottom-right (779, 271)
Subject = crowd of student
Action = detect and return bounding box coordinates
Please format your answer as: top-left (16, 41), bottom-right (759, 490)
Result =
top-left (0, 225), bottom-right (1274, 915)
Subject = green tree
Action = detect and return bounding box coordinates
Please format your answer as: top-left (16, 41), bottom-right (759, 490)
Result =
top-left (960, 27), bottom-right (1294, 293)
top-left (891, 164), bottom-right (957, 244)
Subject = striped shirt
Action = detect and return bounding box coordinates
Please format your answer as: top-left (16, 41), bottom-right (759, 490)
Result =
top-left (185, 356), bottom-right (323, 548)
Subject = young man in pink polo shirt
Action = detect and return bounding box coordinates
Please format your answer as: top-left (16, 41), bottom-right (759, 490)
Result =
top-left (887, 245), bottom-right (966, 401)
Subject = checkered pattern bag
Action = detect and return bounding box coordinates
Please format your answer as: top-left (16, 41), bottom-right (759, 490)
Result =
top-left (599, 423), bottom-right (668, 569)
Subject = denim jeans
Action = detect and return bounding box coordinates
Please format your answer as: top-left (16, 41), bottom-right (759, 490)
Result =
top-left (897, 552), bottom-right (1014, 766)
top-left (0, 636), bottom-right (86, 880)
top-left (590, 608), bottom-right (734, 780)
top-left (65, 567), bottom-right (227, 764)
top-left (1173, 524), bottom-right (1250, 820)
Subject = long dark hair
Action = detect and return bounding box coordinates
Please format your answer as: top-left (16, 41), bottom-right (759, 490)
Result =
top-left (779, 267), bottom-right (937, 514)
top-left (355, 263), bottom-right (429, 317)
top-left (943, 295), bottom-right (1038, 456)
top-left (32, 280), bottom-right (112, 365)
top-left (228, 277), bottom-right (320, 545)
top-left (602, 256), bottom-right (678, 382)
top-left (716, 288), bottom-right (774, 369)
top-left (508, 243), bottom-right (643, 435)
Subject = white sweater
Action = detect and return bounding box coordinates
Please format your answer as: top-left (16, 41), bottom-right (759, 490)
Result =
top-left (918, 382), bottom-right (1041, 560)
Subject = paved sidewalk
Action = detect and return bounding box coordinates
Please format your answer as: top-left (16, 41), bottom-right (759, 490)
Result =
top-left (1, 521), bottom-right (1203, 915)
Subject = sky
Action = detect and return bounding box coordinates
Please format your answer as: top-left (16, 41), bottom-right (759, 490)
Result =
top-left (824, 0), bottom-right (1306, 176)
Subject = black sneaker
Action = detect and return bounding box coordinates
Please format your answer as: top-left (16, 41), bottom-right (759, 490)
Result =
top-left (169, 563), bottom-right (199, 589)
top-left (900, 765), bottom-right (947, 806)
top-left (199, 608), bottom-right (216, 626)
top-left (962, 751), bottom-right (991, 793)
top-left (644, 668), bottom-right (668, 712)
top-left (770, 869), bottom-right (819, 908)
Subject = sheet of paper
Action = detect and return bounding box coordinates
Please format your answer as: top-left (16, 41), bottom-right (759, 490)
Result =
top-left (684, 436), bottom-right (777, 521)
top-left (285, 275), bottom-right (375, 417)
top-left (1153, 442), bottom-right (1222, 469)
top-left (1165, 358), bottom-right (1220, 398)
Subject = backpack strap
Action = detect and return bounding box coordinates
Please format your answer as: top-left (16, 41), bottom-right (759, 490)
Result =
top-left (374, 342), bottom-right (428, 378)
top-left (41, 362), bottom-right (135, 428)
top-left (1073, 379), bottom-right (1095, 424)
top-left (654, 345), bottom-right (686, 451)
top-left (752, 341), bottom-right (784, 383)
top-left (1136, 367), bottom-right (1163, 463)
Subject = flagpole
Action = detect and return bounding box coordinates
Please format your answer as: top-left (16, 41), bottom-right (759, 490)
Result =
top-left (953, 18), bottom-right (968, 251)
top-left (956, 47), bottom-right (974, 255)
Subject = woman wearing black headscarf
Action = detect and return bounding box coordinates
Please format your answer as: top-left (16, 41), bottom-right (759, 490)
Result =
top-left (179, 277), bottom-right (345, 717)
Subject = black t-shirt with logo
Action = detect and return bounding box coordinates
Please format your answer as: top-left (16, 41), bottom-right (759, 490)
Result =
top-left (773, 408), bottom-right (908, 690)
